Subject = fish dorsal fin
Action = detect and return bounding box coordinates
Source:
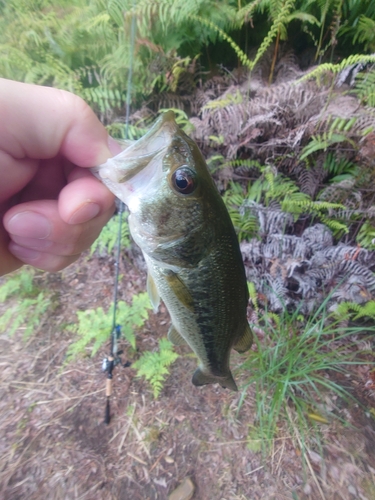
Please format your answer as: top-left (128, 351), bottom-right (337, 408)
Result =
top-left (165, 272), bottom-right (194, 312)
top-left (233, 323), bottom-right (253, 353)
top-left (147, 273), bottom-right (160, 312)
top-left (168, 325), bottom-right (187, 346)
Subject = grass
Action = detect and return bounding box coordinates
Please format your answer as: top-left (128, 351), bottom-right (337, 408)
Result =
top-left (237, 297), bottom-right (373, 456)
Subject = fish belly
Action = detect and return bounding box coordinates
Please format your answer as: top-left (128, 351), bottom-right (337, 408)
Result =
top-left (144, 249), bottom-right (248, 390)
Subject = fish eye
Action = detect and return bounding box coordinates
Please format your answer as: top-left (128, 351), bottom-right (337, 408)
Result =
top-left (171, 167), bottom-right (197, 195)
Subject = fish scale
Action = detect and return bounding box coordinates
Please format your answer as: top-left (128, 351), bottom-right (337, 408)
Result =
top-left (92, 111), bottom-right (253, 391)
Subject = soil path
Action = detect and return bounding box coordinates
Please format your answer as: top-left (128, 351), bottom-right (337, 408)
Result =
top-left (1, 252), bottom-right (375, 500)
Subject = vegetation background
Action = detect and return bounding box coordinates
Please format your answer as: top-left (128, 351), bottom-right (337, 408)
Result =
top-left (1, 1), bottom-right (375, 499)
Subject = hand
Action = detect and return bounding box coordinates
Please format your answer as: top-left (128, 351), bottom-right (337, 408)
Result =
top-left (0, 78), bottom-right (119, 276)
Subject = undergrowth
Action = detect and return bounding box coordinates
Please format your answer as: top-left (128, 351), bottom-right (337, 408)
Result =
top-left (66, 292), bottom-right (151, 359)
top-left (334, 300), bottom-right (375, 321)
top-left (237, 298), bottom-right (373, 456)
top-left (90, 212), bottom-right (131, 255)
top-left (0, 268), bottom-right (52, 337)
top-left (132, 338), bottom-right (179, 398)
top-left (223, 164), bottom-right (347, 240)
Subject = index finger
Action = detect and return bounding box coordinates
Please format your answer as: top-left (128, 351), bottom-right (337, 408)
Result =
top-left (0, 78), bottom-right (111, 167)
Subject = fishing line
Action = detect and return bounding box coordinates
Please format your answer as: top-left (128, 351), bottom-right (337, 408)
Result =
top-left (103, 5), bottom-right (137, 425)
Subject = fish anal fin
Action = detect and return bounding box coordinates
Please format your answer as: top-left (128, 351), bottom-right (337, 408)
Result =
top-left (165, 272), bottom-right (194, 312)
top-left (147, 273), bottom-right (160, 312)
top-left (192, 368), bottom-right (238, 391)
top-left (233, 323), bottom-right (253, 353)
top-left (168, 325), bottom-right (187, 346)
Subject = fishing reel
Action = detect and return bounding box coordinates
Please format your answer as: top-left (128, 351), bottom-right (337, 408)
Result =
top-left (102, 355), bottom-right (122, 373)
top-left (102, 325), bottom-right (125, 373)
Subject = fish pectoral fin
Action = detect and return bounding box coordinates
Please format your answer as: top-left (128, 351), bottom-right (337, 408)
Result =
top-left (147, 273), bottom-right (160, 312)
top-left (233, 322), bottom-right (253, 353)
top-left (165, 272), bottom-right (194, 312)
top-left (192, 368), bottom-right (238, 391)
top-left (168, 325), bottom-right (187, 346)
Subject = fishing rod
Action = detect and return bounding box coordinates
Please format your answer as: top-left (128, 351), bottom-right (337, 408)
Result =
top-left (102, 5), bottom-right (137, 425)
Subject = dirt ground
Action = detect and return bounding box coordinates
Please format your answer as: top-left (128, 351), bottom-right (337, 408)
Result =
top-left (1, 250), bottom-right (375, 500)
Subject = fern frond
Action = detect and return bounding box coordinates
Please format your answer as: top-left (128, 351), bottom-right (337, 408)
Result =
top-left (90, 213), bottom-right (131, 256)
top-left (0, 268), bottom-right (51, 338)
top-left (67, 293), bottom-right (151, 359)
top-left (286, 199), bottom-right (345, 213)
top-left (319, 216), bottom-right (349, 236)
top-left (354, 68), bottom-right (375, 107)
top-left (356, 220), bottom-right (375, 249)
top-left (221, 159), bottom-right (263, 171)
top-left (248, 0), bottom-right (296, 71)
top-left (189, 14), bottom-right (253, 70)
top-left (334, 300), bottom-right (375, 320)
top-left (248, 281), bottom-right (259, 313)
top-left (203, 90), bottom-right (243, 110)
top-left (0, 268), bottom-right (36, 302)
top-left (236, 0), bottom-right (262, 27)
top-left (81, 85), bottom-right (125, 112)
top-left (298, 54), bottom-right (375, 84)
top-left (132, 338), bottom-right (179, 398)
top-left (353, 16), bottom-right (375, 52)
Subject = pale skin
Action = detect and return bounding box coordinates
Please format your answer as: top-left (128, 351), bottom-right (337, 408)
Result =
top-left (0, 78), bottom-right (121, 277)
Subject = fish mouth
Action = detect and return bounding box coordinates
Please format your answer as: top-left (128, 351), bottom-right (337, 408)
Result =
top-left (91, 111), bottom-right (178, 185)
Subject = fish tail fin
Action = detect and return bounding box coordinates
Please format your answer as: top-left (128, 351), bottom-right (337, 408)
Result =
top-left (192, 368), bottom-right (238, 391)
top-left (233, 322), bottom-right (253, 353)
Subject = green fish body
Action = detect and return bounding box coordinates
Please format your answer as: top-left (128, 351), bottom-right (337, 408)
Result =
top-left (92, 111), bottom-right (252, 390)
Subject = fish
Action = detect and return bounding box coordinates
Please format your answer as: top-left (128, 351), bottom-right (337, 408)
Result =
top-left (91, 111), bottom-right (252, 391)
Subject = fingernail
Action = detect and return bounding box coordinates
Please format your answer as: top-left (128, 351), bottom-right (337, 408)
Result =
top-left (11, 236), bottom-right (53, 250)
top-left (95, 138), bottom-right (122, 165)
top-left (68, 202), bottom-right (100, 224)
top-left (96, 144), bottom-right (112, 165)
top-left (108, 137), bottom-right (123, 156)
top-left (9, 243), bottom-right (41, 262)
top-left (7, 212), bottom-right (51, 239)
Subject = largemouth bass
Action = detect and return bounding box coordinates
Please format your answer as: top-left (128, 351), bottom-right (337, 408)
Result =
top-left (92, 111), bottom-right (252, 391)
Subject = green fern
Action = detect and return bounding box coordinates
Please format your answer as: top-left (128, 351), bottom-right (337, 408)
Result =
top-left (323, 152), bottom-right (359, 183)
top-left (81, 85), bottom-right (125, 113)
top-left (223, 167), bottom-right (313, 239)
top-left (0, 268), bottom-right (51, 337)
top-left (90, 213), bottom-right (131, 255)
top-left (281, 198), bottom-right (345, 213)
top-left (106, 122), bottom-right (148, 140)
top-left (235, 0), bottom-right (262, 27)
top-left (298, 54), bottom-right (375, 84)
top-left (132, 338), bottom-right (179, 398)
top-left (67, 292), bottom-right (151, 359)
top-left (334, 300), bottom-right (375, 321)
top-left (281, 198), bottom-right (348, 235)
top-left (248, 0), bottom-right (296, 72)
top-left (0, 268), bottom-right (36, 301)
top-left (0, 293), bottom-right (51, 337)
top-left (354, 68), bottom-right (375, 107)
top-left (203, 90), bottom-right (243, 110)
top-left (248, 281), bottom-right (259, 313)
top-left (189, 14), bottom-right (253, 70)
top-left (319, 216), bottom-right (349, 237)
top-left (220, 159), bottom-right (263, 171)
top-left (300, 117), bottom-right (357, 160)
top-left (356, 220), bottom-right (375, 249)
top-left (352, 15), bottom-right (375, 52)
top-left (223, 182), bottom-right (259, 240)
